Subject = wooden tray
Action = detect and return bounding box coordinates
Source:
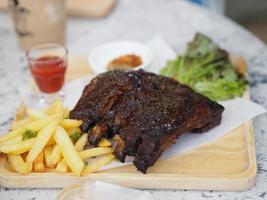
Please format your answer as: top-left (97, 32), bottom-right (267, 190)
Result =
top-left (0, 55), bottom-right (256, 191)
top-left (57, 183), bottom-right (84, 200)
top-left (0, 0), bottom-right (116, 18)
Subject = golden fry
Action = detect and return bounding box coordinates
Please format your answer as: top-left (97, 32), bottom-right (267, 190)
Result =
top-left (67, 127), bottom-right (81, 136)
top-left (56, 159), bottom-right (68, 173)
top-left (82, 154), bottom-right (115, 175)
top-left (8, 154), bottom-right (32, 174)
top-left (15, 103), bottom-right (27, 121)
top-left (26, 119), bottom-right (59, 163)
top-left (43, 146), bottom-right (55, 168)
top-left (33, 152), bottom-right (45, 172)
top-left (26, 115), bottom-right (59, 130)
top-left (60, 119), bottom-right (82, 130)
top-left (0, 115), bottom-right (58, 143)
top-left (79, 147), bottom-right (113, 160)
top-left (63, 108), bottom-right (70, 119)
top-left (50, 145), bottom-right (62, 165)
top-left (46, 99), bottom-right (63, 115)
top-left (74, 134), bottom-right (88, 152)
top-left (0, 138), bottom-right (35, 155)
top-left (54, 126), bottom-right (84, 176)
top-left (97, 138), bottom-right (112, 147)
top-left (46, 137), bottom-right (56, 146)
top-left (1, 100), bottom-right (98, 176)
top-left (11, 118), bottom-right (32, 131)
top-left (1, 135), bottom-right (22, 145)
top-left (0, 130), bottom-right (23, 144)
top-left (112, 135), bottom-right (121, 141)
top-left (27, 108), bottom-right (48, 119)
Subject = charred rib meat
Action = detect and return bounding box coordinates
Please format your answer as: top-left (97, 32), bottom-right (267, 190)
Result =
top-left (70, 70), bottom-right (224, 173)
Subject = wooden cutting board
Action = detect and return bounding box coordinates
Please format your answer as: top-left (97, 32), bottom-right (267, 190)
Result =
top-left (0, 55), bottom-right (256, 191)
top-left (0, 0), bottom-right (116, 17)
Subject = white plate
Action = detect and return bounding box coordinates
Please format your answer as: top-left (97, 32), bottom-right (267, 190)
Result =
top-left (88, 41), bottom-right (154, 74)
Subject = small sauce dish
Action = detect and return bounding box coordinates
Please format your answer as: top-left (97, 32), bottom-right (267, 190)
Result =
top-left (88, 41), bottom-right (154, 74)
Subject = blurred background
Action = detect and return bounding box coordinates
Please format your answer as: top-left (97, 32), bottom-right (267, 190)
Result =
top-left (189, 0), bottom-right (267, 43)
top-left (0, 0), bottom-right (266, 50)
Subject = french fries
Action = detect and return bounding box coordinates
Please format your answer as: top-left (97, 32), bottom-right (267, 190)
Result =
top-left (26, 119), bottom-right (59, 163)
top-left (11, 118), bottom-right (32, 131)
top-left (33, 152), bottom-right (45, 172)
top-left (0, 130), bottom-right (23, 143)
top-left (56, 159), bottom-right (68, 173)
top-left (63, 108), bottom-right (70, 119)
top-left (27, 108), bottom-right (48, 119)
top-left (0, 115), bottom-right (57, 142)
top-left (43, 146), bottom-right (55, 168)
top-left (50, 145), bottom-right (62, 165)
top-left (74, 134), bottom-right (88, 152)
top-left (15, 103), bottom-right (27, 120)
top-left (79, 147), bottom-right (113, 160)
top-left (97, 138), bottom-right (112, 147)
top-left (8, 154), bottom-right (32, 174)
top-left (83, 154), bottom-right (115, 175)
top-left (60, 119), bottom-right (82, 130)
top-left (54, 126), bottom-right (84, 176)
top-left (0, 138), bottom-right (35, 155)
top-left (112, 135), bottom-right (121, 141)
top-left (0, 99), bottom-right (116, 176)
top-left (47, 137), bottom-right (56, 146)
top-left (1, 135), bottom-right (22, 145)
top-left (46, 99), bottom-right (63, 115)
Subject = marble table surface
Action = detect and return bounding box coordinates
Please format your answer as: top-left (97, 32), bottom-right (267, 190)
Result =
top-left (0, 0), bottom-right (267, 199)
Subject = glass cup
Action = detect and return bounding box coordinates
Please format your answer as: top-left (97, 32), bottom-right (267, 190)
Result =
top-left (26, 43), bottom-right (68, 107)
top-left (9, 0), bottom-right (66, 51)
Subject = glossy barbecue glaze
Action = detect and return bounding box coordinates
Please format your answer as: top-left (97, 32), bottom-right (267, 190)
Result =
top-left (70, 70), bottom-right (224, 173)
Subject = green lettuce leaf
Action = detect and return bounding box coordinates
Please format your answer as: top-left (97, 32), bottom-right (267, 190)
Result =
top-left (160, 33), bottom-right (247, 100)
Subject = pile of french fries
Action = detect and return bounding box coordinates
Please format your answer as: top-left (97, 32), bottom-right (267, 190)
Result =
top-left (0, 100), bottom-right (115, 176)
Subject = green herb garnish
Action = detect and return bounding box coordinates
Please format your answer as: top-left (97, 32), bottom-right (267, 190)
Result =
top-left (69, 128), bottom-right (82, 144)
top-left (160, 33), bottom-right (247, 100)
top-left (22, 129), bottom-right (37, 141)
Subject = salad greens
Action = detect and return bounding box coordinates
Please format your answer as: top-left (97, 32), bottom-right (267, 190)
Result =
top-left (69, 128), bottom-right (82, 144)
top-left (22, 129), bottom-right (37, 141)
top-left (160, 33), bottom-right (247, 100)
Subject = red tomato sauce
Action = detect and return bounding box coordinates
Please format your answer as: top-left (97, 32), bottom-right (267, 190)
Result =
top-left (30, 56), bottom-right (67, 93)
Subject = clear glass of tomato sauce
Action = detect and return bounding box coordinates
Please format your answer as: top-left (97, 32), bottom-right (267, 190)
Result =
top-left (26, 44), bottom-right (67, 105)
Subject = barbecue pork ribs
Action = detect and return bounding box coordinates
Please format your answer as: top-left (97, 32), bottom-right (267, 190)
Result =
top-left (70, 70), bottom-right (224, 173)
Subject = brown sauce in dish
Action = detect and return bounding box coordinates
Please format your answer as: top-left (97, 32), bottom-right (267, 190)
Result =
top-left (107, 54), bottom-right (142, 70)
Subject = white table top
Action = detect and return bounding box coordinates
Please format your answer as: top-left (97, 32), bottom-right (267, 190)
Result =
top-left (0, 0), bottom-right (267, 199)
